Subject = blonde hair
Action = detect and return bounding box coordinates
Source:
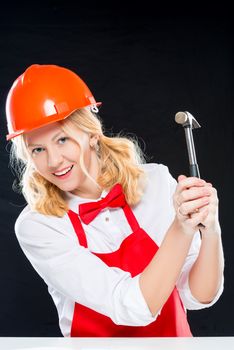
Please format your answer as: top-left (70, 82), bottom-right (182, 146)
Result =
top-left (9, 108), bottom-right (149, 217)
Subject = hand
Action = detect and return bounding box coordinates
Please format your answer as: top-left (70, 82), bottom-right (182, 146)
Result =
top-left (187, 178), bottom-right (221, 237)
top-left (173, 175), bottom-right (215, 235)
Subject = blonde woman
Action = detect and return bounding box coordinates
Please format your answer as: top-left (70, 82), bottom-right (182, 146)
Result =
top-left (5, 64), bottom-right (224, 337)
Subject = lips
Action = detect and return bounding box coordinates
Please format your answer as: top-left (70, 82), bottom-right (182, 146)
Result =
top-left (53, 165), bottom-right (74, 177)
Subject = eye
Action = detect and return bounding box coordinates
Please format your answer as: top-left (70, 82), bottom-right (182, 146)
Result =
top-left (58, 137), bottom-right (68, 144)
top-left (31, 137), bottom-right (68, 154)
top-left (32, 147), bottom-right (44, 155)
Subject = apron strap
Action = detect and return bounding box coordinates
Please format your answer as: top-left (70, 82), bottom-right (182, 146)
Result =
top-left (122, 203), bottom-right (140, 232)
top-left (67, 210), bottom-right (88, 248)
top-left (67, 202), bottom-right (140, 248)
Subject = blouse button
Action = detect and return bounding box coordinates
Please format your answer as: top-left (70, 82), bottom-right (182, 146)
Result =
top-left (105, 217), bottom-right (109, 222)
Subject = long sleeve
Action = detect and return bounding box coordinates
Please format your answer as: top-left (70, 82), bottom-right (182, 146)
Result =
top-left (15, 211), bottom-right (157, 328)
top-left (167, 170), bottom-right (224, 309)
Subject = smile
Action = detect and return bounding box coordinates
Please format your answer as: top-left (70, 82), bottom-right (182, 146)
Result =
top-left (53, 165), bottom-right (74, 177)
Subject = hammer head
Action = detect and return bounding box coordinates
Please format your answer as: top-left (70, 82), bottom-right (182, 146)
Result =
top-left (175, 111), bottom-right (201, 129)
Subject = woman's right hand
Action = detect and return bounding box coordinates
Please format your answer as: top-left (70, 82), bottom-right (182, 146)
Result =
top-left (173, 175), bottom-right (212, 236)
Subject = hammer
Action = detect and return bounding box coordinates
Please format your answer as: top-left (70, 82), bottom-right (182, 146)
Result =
top-left (175, 111), bottom-right (201, 178)
top-left (175, 111), bottom-right (205, 228)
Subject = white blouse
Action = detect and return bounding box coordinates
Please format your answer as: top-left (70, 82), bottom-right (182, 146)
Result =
top-left (14, 163), bottom-right (224, 337)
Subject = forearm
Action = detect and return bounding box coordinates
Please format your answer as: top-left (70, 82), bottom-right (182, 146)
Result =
top-left (189, 229), bottom-right (224, 303)
top-left (139, 219), bottom-right (194, 316)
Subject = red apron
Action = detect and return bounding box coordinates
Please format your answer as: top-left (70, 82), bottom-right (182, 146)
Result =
top-left (67, 200), bottom-right (192, 337)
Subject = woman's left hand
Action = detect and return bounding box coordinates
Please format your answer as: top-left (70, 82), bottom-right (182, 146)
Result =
top-left (178, 175), bottom-right (221, 236)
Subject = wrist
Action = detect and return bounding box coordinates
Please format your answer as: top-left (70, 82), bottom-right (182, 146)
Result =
top-left (172, 217), bottom-right (196, 238)
top-left (199, 223), bottom-right (222, 238)
top-left (200, 227), bottom-right (221, 240)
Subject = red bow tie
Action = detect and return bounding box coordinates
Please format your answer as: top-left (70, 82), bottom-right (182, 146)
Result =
top-left (79, 183), bottom-right (126, 224)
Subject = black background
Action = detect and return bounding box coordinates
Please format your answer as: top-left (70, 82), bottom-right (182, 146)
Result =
top-left (0, 0), bottom-right (233, 337)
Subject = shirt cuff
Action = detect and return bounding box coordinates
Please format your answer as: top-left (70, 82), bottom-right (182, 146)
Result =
top-left (177, 268), bottom-right (224, 310)
top-left (117, 274), bottom-right (159, 326)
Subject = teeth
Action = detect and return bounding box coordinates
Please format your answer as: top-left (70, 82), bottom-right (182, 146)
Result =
top-left (54, 166), bottom-right (73, 176)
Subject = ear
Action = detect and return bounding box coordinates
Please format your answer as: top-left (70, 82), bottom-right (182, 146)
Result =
top-left (89, 134), bottom-right (99, 147)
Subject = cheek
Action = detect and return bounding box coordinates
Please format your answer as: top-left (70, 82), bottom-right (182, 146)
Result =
top-left (83, 145), bottom-right (92, 164)
top-left (31, 155), bottom-right (47, 174)
top-left (69, 142), bottom-right (86, 163)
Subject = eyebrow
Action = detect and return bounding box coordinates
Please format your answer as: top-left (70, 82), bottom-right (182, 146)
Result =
top-left (27, 131), bottom-right (64, 147)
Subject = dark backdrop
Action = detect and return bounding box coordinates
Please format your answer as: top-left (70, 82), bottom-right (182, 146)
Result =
top-left (0, 0), bottom-right (232, 337)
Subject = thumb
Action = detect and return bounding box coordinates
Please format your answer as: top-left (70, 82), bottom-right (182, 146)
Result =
top-left (178, 174), bottom-right (187, 183)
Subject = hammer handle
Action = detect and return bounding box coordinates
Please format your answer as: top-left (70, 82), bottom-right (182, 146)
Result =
top-left (189, 164), bottom-right (200, 178)
top-left (189, 164), bottom-right (205, 228)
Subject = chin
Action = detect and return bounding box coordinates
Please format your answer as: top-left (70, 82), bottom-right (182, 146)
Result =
top-left (57, 184), bottom-right (78, 192)
top-left (58, 179), bottom-right (82, 192)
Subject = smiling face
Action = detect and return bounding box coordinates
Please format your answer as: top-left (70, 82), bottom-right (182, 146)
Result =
top-left (24, 121), bottom-right (102, 199)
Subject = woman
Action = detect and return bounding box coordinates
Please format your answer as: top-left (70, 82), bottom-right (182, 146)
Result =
top-left (5, 64), bottom-right (224, 337)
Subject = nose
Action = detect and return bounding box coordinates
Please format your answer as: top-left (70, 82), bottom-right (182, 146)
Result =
top-left (47, 147), bottom-right (63, 170)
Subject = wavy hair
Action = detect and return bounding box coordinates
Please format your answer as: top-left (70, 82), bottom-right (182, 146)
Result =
top-left (9, 108), bottom-right (149, 217)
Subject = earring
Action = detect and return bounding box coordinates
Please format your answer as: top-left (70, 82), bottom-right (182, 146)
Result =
top-left (91, 142), bottom-right (100, 152)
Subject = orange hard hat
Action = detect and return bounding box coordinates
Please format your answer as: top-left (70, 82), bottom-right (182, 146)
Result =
top-left (5, 64), bottom-right (101, 141)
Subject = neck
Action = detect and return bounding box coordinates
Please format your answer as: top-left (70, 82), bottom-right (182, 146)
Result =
top-left (70, 151), bottom-right (102, 199)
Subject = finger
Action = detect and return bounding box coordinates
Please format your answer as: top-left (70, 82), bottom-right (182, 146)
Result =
top-left (178, 176), bottom-right (206, 189)
top-left (175, 177), bottom-right (206, 199)
top-left (179, 196), bottom-right (210, 216)
top-left (177, 175), bottom-right (213, 188)
top-left (178, 175), bottom-right (187, 182)
top-left (187, 207), bottom-right (209, 227)
top-left (179, 186), bottom-right (212, 203)
top-left (189, 204), bottom-right (208, 219)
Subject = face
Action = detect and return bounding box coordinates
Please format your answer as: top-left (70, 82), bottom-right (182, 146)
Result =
top-left (25, 121), bottom-right (101, 198)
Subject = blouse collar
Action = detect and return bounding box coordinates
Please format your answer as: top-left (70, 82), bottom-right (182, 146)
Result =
top-left (64, 188), bottom-right (108, 214)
